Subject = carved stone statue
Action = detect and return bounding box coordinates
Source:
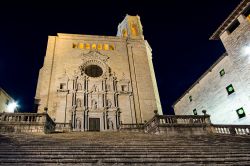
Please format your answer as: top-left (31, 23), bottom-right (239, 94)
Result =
top-left (107, 100), bottom-right (112, 108)
top-left (106, 84), bottom-right (111, 91)
top-left (77, 83), bottom-right (82, 90)
top-left (76, 119), bottom-right (81, 130)
top-left (108, 118), bottom-right (114, 130)
top-left (77, 98), bottom-right (81, 107)
top-left (92, 100), bottom-right (97, 110)
top-left (92, 85), bottom-right (97, 92)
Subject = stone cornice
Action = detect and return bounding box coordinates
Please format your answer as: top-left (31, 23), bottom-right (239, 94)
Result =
top-left (210, 0), bottom-right (250, 40)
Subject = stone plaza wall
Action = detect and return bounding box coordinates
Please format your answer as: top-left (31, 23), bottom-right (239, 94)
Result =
top-left (0, 113), bottom-right (55, 133)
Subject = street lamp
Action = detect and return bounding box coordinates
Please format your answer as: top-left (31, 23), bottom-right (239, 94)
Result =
top-left (7, 101), bottom-right (18, 113)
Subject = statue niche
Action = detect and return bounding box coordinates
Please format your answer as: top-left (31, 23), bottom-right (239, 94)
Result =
top-left (108, 118), bottom-right (114, 130)
top-left (91, 99), bottom-right (98, 110)
top-left (107, 100), bottom-right (112, 108)
top-left (77, 83), bottom-right (82, 90)
top-left (76, 98), bottom-right (82, 107)
top-left (106, 83), bottom-right (111, 91)
top-left (76, 118), bottom-right (81, 130)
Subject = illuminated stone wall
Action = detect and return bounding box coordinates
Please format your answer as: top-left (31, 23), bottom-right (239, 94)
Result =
top-left (35, 15), bottom-right (162, 131)
top-left (174, 14), bottom-right (250, 124)
top-left (0, 88), bottom-right (14, 113)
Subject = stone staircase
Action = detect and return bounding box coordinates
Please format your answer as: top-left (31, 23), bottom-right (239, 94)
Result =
top-left (0, 132), bottom-right (250, 165)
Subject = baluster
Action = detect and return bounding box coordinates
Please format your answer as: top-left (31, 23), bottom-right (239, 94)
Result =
top-left (219, 128), bottom-right (222, 133)
top-left (243, 128), bottom-right (246, 135)
top-left (222, 127), bottom-right (225, 134)
top-left (246, 128), bottom-right (250, 135)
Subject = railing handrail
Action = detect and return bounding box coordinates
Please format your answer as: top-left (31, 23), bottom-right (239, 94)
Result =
top-left (156, 115), bottom-right (210, 118)
top-left (212, 124), bottom-right (250, 128)
top-left (144, 114), bottom-right (211, 134)
top-left (0, 113), bottom-right (47, 116)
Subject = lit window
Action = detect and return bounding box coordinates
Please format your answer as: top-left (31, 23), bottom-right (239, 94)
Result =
top-left (97, 44), bottom-right (102, 50)
top-left (85, 43), bottom-right (90, 49)
top-left (189, 96), bottom-right (192, 102)
top-left (92, 44), bottom-right (97, 50)
top-left (220, 69), bottom-right (225, 77)
top-left (122, 29), bottom-right (127, 37)
top-left (109, 44), bottom-right (115, 50)
top-left (60, 83), bottom-right (66, 90)
top-left (247, 14), bottom-right (250, 22)
top-left (243, 7), bottom-right (250, 21)
top-left (72, 43), bottom-right (77, 48)
top-left (226, 84), bottom-right (235, 95)
top-left (236, 107), bottom-right (246, 119)
top-left (193, 109), bottom-right (197, 115)
top-left (103, 44), bottom-right (109, 50)
top-left (78, 43), bottom-right (84, 49)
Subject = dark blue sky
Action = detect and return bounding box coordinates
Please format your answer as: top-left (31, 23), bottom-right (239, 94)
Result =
top-left (0, 1), bottom-right (240, 114)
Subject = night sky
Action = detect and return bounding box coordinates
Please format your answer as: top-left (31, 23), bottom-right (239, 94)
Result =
top-left (0, 1), bottom-right (241, 114)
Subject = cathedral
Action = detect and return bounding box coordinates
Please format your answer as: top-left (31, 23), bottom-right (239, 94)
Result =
top-left (35, 15), bottom-right (162, 131)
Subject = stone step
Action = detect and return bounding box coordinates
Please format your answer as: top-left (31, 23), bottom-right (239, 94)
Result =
top-left (0, 145), bottom-right (250, 151)
top-left (0, 153), bottom-right (250, 160)
top-left (0, 148), bottom-right (249, 153)
top-left (0, 157), bottom-right (250, 164)
top-left (0, 151), bottom-right (248, 155)
top-left (1, 133), bottom-right (250, 165)
top-left (0, 146), bottom-right (250, 152)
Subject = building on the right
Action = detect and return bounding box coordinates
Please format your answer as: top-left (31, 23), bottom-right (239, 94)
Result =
top-left (173, 0), bottom-right (250, 124)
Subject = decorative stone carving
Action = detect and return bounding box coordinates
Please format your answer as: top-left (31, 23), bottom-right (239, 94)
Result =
top-left (106, 84), bottom-right (111, 91)
top-left (91, 100), bottom-right (97, 110)
top-left (77, 83), bottom-right (82, 90)
top-left (91, 85), bottom-right (97, 92)
top-left (76, 99), bottom-right (81, 107)
top-left (76, 118), bottom-right (81, 130)
top-left (108, 118), bottom-right (114, 130)
top-left (107, 100), bottom-right (112, 108)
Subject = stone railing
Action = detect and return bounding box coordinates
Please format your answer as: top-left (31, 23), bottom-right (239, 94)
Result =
top-left (55, 123), bottom-right (72, 132)
top-left (212, 124), bottom-right (250, 136)
top-left (144, 115), bottom-right (211, 135)
top-left (119, 123), bottom-right (144, 132)
top-left (0, 113), bottom-right (55, 133)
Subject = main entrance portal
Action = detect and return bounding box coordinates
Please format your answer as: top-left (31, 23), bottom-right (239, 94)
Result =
top-left (89, 118), bottom-right (100, 131)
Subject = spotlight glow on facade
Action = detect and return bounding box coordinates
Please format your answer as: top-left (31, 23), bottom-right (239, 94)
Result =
top-left (243, 45), bottom-right (250, 56)
top-left (7, 102), bottom-right (18, 113)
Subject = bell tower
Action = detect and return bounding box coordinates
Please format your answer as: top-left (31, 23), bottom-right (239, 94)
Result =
top-left (117, 15), bottom-right (144, 39)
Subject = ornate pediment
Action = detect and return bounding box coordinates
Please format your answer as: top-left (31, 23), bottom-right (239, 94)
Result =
top-left (81, 50), bottom-right (109, 62)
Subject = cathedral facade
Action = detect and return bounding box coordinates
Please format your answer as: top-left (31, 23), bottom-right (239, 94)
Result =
top-left (174, 1), bottom-right (250, 124)
top-left (35, 15), bottom-right (162, 131)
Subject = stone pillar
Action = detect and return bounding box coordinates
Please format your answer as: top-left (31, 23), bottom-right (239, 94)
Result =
top-left (81, 111), bottom-right (85, 131)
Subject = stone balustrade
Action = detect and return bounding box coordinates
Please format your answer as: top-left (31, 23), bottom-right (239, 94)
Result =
top-left (144, 115), bottom-right (211, 135)
top-left (0, 113), bottom-right (55, 133)
top-left (119, 123), bottom-right (144, 132)
top-left (212, 124), bottom-right (250, 136)
top-left (143, 115), bottom-right (250, 137)
top-left (55, 123), bottom-right (72, 132)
